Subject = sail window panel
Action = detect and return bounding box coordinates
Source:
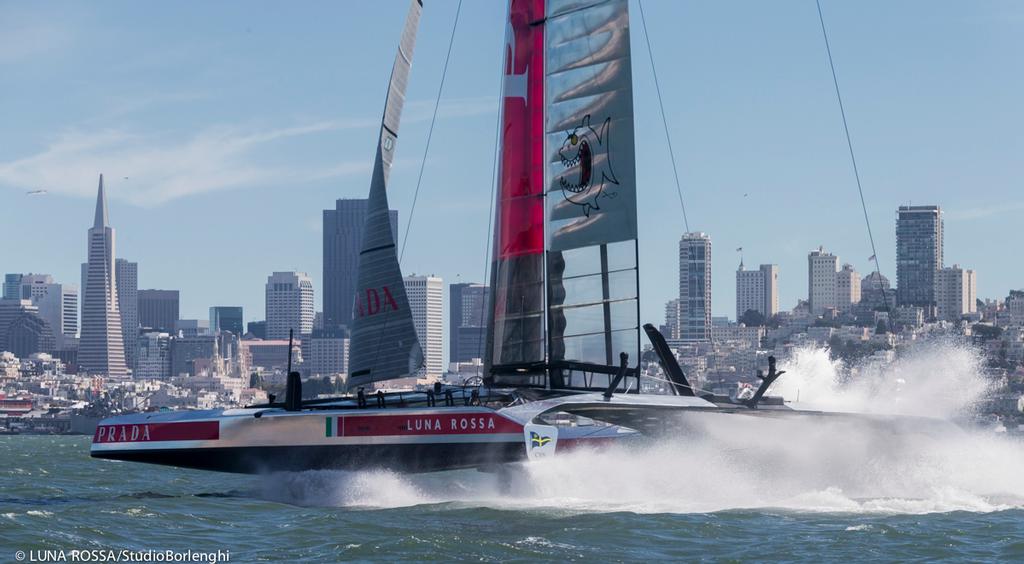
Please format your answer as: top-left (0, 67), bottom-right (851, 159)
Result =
top-left (551, 328), bottom-right (638, 366)
top-left (550, 244), bottom-right (636, 280)
top-left (552, 271), bottom-right (637, 308)
top-left (603, 239), bottom-right (637, 271)
top-left (551, 298), bottom-right (637, 339)
top-left (492, 313), bottom-right (544, 365)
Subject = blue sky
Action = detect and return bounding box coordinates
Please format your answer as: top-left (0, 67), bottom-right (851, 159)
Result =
top-left (2, 0), bottom-right (1022, 341)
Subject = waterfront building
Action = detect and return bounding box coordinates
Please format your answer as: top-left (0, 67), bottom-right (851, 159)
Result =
top-left (736, 263), bottom-right (779, 321)
top-left (896, 205), bottom-right (943, 312)
top-left (78, 176), bottom-right (129, 379)
top-left (679, 232), bottom-right (712, 342)
top-left (808, 248), bottom-right (838, 317)
top-left (138, 289), bottom-right (179, 332)
top-left (265, 272), bottom-right (314, 339)
top-left (836, 264), bottom-right (861, 313)
top-left (934, 265), bottom-right (977, 322)
top-left (322, 199), bottom-right (398, 331)
top-left (404, 275), bottom-right (444, 377)
top-left (449, 282), bottom-right (489, 363)
top-left (210, 306), bottom-right (244, 335)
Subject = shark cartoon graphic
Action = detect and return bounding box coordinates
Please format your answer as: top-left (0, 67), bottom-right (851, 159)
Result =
top-left (557, 114), bottom-right (619, 217)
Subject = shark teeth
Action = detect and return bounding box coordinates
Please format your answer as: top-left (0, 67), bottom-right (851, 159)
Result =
top-left (560, 176), bottom-right (587, 193)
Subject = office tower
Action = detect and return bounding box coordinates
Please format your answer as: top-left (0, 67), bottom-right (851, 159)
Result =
top-left (934, 265), bottom-right (977, 322)
top-left (679, 232), bottom-right (712, 342)
top-left (307, 329), bottom-right (350, 378)
top-left (175, 319), bottom-right (211, 337)
top-left (3, 274), bottom-right (23, 300)
top-left (137, 332), bottom-right (171, 380)
top-left (896, 205), bottom-right (943, 311)
top-left (735, 263), bottom-right (779, 322)
top-left (116, 259), bottom-right (138, 370)
top-left (138, 290), bottom-right (180, 332)
top-left (808, 247), bottom-right (838, 316)
top-left (0, 299), bottom-right (55, 356)
top-left (404, 275), bottom-right (444, 376)
top-left (170, 334), bottom-right (217, 377)
top-left (17, 274), bottom-right (78, 347)
top-left (836, 264), bottom-right (861, 313)
top-left (78, 176), bottom-right (129, 379)
top-left (266, 272), bottom-right (314, 339)
top-left (449, 282), bottom-right (489, 363)
top-left (210, 306), bottom-right (244, 335)
top-left (323, 199), bottom-right (398, 331)
top-left (246, 320), bottom-right (267, 339)
top-left (664, 298), bottom-right (680, 339)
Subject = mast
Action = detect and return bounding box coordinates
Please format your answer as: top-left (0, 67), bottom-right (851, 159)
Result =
top-left (347, 0), bottom-right (425, 388)
top-left (486, 0), bottom-right (640, 391)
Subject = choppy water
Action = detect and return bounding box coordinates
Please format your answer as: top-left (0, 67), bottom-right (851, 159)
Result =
top-left (3, 344), bottom-right (1024, 561)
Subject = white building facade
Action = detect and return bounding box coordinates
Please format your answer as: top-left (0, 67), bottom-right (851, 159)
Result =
top-left (808, 248), bottom-right (838, 316)
top-left (404, 275), bottom-right (444, 377)
top-left (265, 272), bottom-right (314, 340)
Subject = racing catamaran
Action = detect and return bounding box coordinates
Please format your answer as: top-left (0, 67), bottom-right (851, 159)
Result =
top-left (91, 0), bottom-right (920, 474)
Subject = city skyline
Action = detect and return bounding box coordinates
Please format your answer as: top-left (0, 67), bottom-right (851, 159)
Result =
top-left (2, 1), bottom-right (1022, 328)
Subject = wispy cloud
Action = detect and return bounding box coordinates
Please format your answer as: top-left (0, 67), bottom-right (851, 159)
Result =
top-left (0, 121), bottom-right (373, 206)
top-left (945, 201), bottom-right (1024, 221)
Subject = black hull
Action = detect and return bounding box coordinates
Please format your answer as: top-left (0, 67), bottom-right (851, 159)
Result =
top-left (92, 441), bottom-right (526, 474)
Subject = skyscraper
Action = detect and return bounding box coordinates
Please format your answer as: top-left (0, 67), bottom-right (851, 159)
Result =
top-left (265, 271), bottom-right (314, 339)
top-left (116, 259), bottom-right (138, 370)
top-left (679, 233), bottom-right (712, 342)
top-left (3, 274), bottom-right (23, 300)
top-left (449, 282), bottom-right (489, 364)
top-left (210, 306), bottom-right (244, 335)
top-left (405, 275), bottom-right (444, 377)
top-left (896, 205), bottom-right (943, 312)
top-left (322, 199), bottom-right (398, 331)
top-left (17, 274), bottom-right (78, 347)
top-left (836, 264), bottom-right (861, 313)
top-left (808, 247), bottom-right (838, 316)
top-left (138, 290), bottom-right (179, 332)
top-left (934, 265), bottom-right (977, 322)
top-left (0, 300), bottom-right (55, 357)
top-left (78, 175), bottom-right (129, 379)
top-left (735, 262), bottom-right (779, 322)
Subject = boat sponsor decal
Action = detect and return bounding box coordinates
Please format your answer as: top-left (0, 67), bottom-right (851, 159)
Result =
top-left (557, 114), bottom-right (619, 217)
top-left (326, 412), bottom-right (522, 437)
top-left (93, 421), bottom-right (219, 444)
top-left (524, 423), bottom-right (558, 459)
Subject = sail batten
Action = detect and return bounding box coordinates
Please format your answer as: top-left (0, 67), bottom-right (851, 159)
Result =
top-left (347, 0), bottom-right (424, 387)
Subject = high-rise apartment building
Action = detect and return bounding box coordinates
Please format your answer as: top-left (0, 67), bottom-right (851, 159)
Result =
top-left (735, 263), bottom-right (778, 322)
top-left (78, 176), bottom-right (129, 379)
top-left (138, 290), bottom-right (179, 332)
top-left (663, 298), bottom-right (681, 340)
top-left (836, 263), bottom-right (861, 313)
top-left (210, 306), bottom-right (244, 335)
top-left (679, 233), bottom-right (712, 342)
top-left (322, 199), bottom-right (398, 331)
top-left (116, 259), bottom-right (138, 371)
top-left (265, 272), bottom-right (314, 340)
top-left (896, 205), bottom-right (943, 312)
top-left (404, 275), bottom-right (444, 377)
top-left (449, 282), bottom-right (489, 364)
top-left (808, 248), bottom-right (838, 316)
top-left (934, 265), bottom-right (977, 322)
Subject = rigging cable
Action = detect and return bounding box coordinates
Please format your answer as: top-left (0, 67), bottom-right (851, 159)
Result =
top-left (638, 0), bottom-right (691, 233)
top-left (815, 0), bottom-right (888, 300)
top-left (473, 13), bottom-right (510, 373)
top-left (399, 0), bottom-right (463, 263)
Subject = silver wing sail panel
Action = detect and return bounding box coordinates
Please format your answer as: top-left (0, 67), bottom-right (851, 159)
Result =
top-left (348, 0), bottom-right (424, 387)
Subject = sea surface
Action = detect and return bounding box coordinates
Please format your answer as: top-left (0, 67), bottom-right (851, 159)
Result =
top-left (3, 434), bottom-right (1024, 562)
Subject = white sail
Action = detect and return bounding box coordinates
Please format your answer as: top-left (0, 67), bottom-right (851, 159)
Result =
top-left (347, 0), bottom-right (424, 387)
